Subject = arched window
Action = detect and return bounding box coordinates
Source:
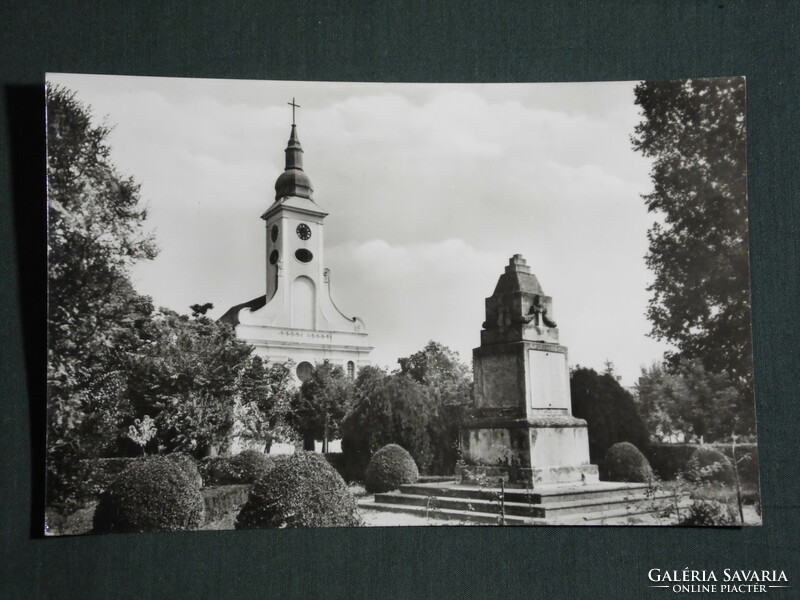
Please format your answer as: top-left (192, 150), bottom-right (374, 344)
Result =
top-left (296, 361), bottom-right (313, 383)
top-left (347, 361), bottom-right (355, 380)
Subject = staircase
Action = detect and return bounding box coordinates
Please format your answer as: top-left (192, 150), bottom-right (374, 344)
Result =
top-left (360, 480), bottom-right (689, 525)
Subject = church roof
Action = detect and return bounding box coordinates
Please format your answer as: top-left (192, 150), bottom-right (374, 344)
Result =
top-left (219, 295), bottom-right (267, 327)
top-left (261, 195), bottom-right (328, 221)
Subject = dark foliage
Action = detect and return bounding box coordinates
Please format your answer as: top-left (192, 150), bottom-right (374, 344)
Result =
top-left (341, 342), bottom-right (472, 478)
top-left (93, 456), bottom-right (205, 533)
top-left (324, 453), bottom-right (361, 483)
top-left (570, 367), bottom-right (650, 464)
top-left (235, 452), bottom-right (361, 529)
top-left (341, 367), bottom-right (434, 475)
top-left (603, 442), bottom-right (653, 483)
top-left (646, 443), bottom-right (758, 487)
top-left (645, 444), bottom-right (699, 481)
top-left (632, 78), bottom-right (754, 435)
top-left (74, 457), bottom-right (140, 506)
top-left (290, 361), bottom-right (353, 451)
top-left (167, 453), bottom-right (203, 489)
top-left (636, 360), bottom-right (739, 443)
top-left (398, 341), bottom-right (472, 475)
top-left (684, 446), bottom-right (735, 485)
top-left (46, 84), bottom-right (157, 508)
top-left (365, 444), bottom-right (420, 493)
top-left (200, 450), bottom-right (276, 486)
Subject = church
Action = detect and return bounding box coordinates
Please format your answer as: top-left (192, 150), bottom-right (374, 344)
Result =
top-left (220, 106), bottom-right (373, 384)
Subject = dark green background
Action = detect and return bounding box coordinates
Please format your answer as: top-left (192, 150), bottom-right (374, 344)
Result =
top-left (2, 2), bottom-right (798, 598)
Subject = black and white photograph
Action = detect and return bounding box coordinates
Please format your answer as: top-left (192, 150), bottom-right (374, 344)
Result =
top-left (45, 74), bottom-right (759, 534)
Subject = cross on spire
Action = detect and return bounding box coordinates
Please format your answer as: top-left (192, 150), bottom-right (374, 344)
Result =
top-left (288, 97), bottom-right (300, 125)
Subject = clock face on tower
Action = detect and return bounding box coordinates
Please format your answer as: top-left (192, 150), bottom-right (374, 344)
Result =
top-left (296, 223), bottom-right (311, 240)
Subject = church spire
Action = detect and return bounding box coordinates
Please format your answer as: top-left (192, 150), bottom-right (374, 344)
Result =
top-left (274, 101), bottom-right (313, 201)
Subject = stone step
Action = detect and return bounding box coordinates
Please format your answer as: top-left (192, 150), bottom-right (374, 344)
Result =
top-left (417, 476), bottom-right (456, 484)
top-left (359, 498), bottom-right (547, 525)
top-left (550, 498), bottom-right (695, 525)
top-left (374, 489), bottom-right (676, 519)
top-left (398, 481), bottom-right (650, 505)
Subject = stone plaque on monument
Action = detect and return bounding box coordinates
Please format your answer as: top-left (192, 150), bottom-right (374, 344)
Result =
top-left (460, 255), bottom-right (599, 486)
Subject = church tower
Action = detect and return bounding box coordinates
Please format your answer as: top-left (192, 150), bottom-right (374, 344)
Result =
top-left (221, 108), bottom-right (372, 383)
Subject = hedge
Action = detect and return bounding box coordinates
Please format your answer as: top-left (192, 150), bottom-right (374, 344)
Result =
top-left (603, 442), bottom-right (653, 482)
top-left (685, 446), bottom-right (736, 485)
top-left (646, 443), bottom-right (759, 487)
top-left (93, 456), bottom-right (205, 533)
top-left (200, 450), bottom-right (276, 485)
top-left (235, 452), bottom-right (361, 529)
top-left (76, 457), bottom-right (141, 503)
top-left (365, 444), bottom-right (419, 493)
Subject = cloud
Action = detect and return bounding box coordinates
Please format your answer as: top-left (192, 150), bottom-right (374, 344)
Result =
top-left (49, 74), bottom-right (666, 384)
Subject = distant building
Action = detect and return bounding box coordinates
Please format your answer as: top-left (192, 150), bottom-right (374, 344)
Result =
top-left (221, 118), bottom-right (372, 384)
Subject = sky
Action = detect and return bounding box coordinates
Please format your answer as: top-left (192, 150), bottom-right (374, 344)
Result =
top-left (48, 73), bottom-right (670, 386)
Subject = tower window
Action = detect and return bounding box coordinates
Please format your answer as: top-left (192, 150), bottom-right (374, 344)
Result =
top-left (269, 250), bottom-right (279, 264)
top-left (295, 249), bottom-right (313, 263)
top-left (271, 224), bottom-right (279, 242)
top-left (347, 361), bottom-right (355, 380)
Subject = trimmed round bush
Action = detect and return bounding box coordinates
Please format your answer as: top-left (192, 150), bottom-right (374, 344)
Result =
top-left (365, 444), bottom-right (419, 494)
top-left (201, 450), bottom-right (275, 485)
top-left (235, 452), bottom-right (361, 529)
top-left (604, 442), bottom-right (654, 483)
top-left (93, 456), bottom-right (205, 533)
top-left (684, 446), bottom-right (736, 485)
top-left (167, 453), bottom-right (203, 489)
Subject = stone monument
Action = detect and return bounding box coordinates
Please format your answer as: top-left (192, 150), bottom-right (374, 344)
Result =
top-left (460, 254), bottom-right (599, 486)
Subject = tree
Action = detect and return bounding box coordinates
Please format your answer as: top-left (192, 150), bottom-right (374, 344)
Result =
top-left (570, 366), bottom-right (650, 464)
top-left (631, 78), bottom-right (754, 434)
top-left (121, 311), bottom-right (253, 456)
top-left (341, 367), bottom-right (434, 474)
top-left (397, 341), bottom-right (473, 474)
top-left (236, 358), bottom-right (297, 452)
top-left (636, 360), bottom-right (740, 443)
top-left (290, 361), bottom-right (353, 452)
top-left (46, 84), bottom-right (158, 506)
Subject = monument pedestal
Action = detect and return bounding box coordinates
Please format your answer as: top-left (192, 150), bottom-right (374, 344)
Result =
top-left (459, 255), bottom-right (599, 486)
top-left (364, 256), bottom-right (683, 524)
top-left (461, 415), bottom-right (598, 486)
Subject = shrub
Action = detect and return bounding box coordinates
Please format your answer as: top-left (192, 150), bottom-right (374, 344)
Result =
top-left (681, 499), bottom-right (738, 526)
top-left (684, 446), bottom-right (735, 485)
top-left (76, 457), bottom-right (141, 504)
top-left (365, 444), bottom-right (419, 493)
top-left (342, 370), bottom-right (434, 475)
top-left (235, 452), bottom-right (361, 529)
top-left (604, 442), bottom-right (654, 482)
top-left (570, 367), bottom-right (650, 464)
top-left (646, 444), bottom-right (701, 481)
top-left (167, 453), bottom-right (203, 489)
top-left (324, 452), bottom-right (359, 482)
top-left (201, 450), bottom-right (275, 485)
top-left (93, 456), bottom-right (205, 533)
top-left (647, 443), bottom-right (760, 487)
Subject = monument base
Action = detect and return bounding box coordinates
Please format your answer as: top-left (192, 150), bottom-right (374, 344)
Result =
top-left (460, 463), bottom-right (599, 486)
top-left (460, 414), bottom-right (599, 486)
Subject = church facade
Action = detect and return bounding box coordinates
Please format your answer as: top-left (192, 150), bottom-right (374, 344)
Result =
top-left (221, 119), bottom-right (372, 383)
